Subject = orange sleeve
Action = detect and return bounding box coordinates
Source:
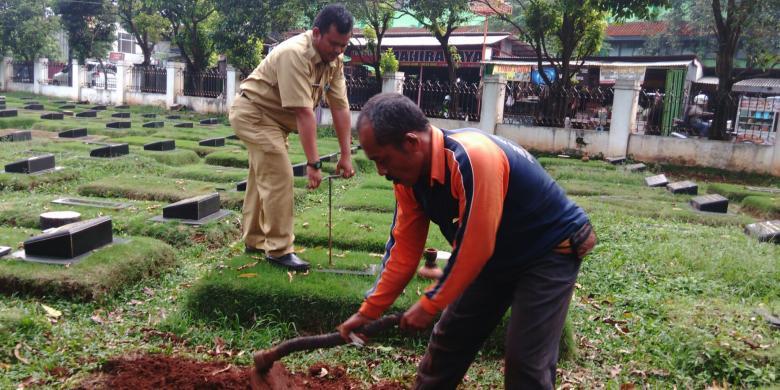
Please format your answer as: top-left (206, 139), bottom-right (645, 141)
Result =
top-left (359, 185), bottom-right (430, 319)
top-left (418, 138), bottom-right (509, 315)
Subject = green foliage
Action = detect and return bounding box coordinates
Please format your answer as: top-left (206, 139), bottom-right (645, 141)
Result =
top-left (0, 0), bottom-right (61, 61)
top-left (741, 195), bottom-right (780, 219)
top-left (157, 0), bottom-right (217, 72)
top-left (117, 0), bottom-right (168, 65)
top-left (348, 0), bottom-right (395, 79)
top-left (56, 0), bottom-right (117, 64)
top-left (379, 48), bottom-right (399, 73)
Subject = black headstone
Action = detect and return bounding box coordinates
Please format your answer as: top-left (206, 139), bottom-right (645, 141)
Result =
top-left (40, 211), bottom-right (82, 230)
top-left (0, 131), bottom-right (32, 142)
top-left (236, 180), bottom-right (247, 191)
top-left (142, 121), bottom-right (164, 128)
top-left (144, 140), bottom-right (175, 151)
top-left (174, 122), bottom-right (193, 128)
top-left (0, 110), bottom-right (18, 118)
top-left (90, 143), bottom-right (129, 158)
top-left (200, 118), bottom-right (219, 125)
top-left (142, 113), bottom-right (156, 118)
top-left (226, 134), bottom-right (239, 140)
top-left (4, 154), bottom-right (55, 174)
top-left (319, 153), bottom-right (339, 163)
top-left (59, 104), bottom-right (76, 109)
top-left (112, 112), bottom-right (130, 118)
top-left (292, 162), bottom-right (306, 177)
top-left (59, 128), bottom-right (87, 138)
top-left (76, 110), bottom-right (98, 118)
top-left (53, 100), bottom-right (67, 104)
top-left (24, 104), bottom-right (44, 110)
top-left (667, 181), bottom-right (698, 195)
top-left (41, 112), bottom-right (64, 120)
top-left (625, 163), bottom-right (646, 172)
top-left (0, 103), bottom-right (5, 109)
top-left (24, 216), bottom-right (113, 259)
top-left (198, 137), bottom-right (225, 147)
top-left (645, 174), bottom-right (669, 188)
top-left (744, 220), bottom-right (780, 243)
top-left (106, 121), bottom-right (131, 129)
top-left (606, 156), bottom-right (626, 165)
top-left (25, 101), bottom-right (40, 105)
top-left (62, 111), bottom-right (74, 117)
top-left (166, 115), bottom-right (181, 120)
top-left (91, 105), bottom-right (107, 111)
top-left (115, 104), bottom-right (130, 109)
top-left (163, 193), bottom-right (220, 220)
top-left (690, 194), bottom-right (729, 213)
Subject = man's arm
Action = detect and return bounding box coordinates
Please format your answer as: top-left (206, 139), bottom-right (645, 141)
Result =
top-left (294, 107), bottom-right (322, 189)
top-left (331, 107), bottom-right (354, 178)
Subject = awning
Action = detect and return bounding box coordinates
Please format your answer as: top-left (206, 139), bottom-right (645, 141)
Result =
top-left (350, 34), bottom-right (510, 48)
top-left (733, 78), bottom-right (780, 94)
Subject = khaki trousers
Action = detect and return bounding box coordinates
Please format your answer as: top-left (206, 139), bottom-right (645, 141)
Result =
top-left (228, 93), bottom-right (295, 257)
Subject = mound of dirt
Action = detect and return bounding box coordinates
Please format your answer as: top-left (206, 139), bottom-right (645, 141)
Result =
top-left (77, 354), bottom-right (406, 389)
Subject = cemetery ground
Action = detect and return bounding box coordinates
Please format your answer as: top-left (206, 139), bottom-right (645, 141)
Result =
top-left (0, 91), bottom-right (777, 389)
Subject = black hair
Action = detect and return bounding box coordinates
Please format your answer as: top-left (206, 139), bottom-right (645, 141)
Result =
top-left (358, 93), bottom-right (430, 147)
top-left (314, 4), bottom-right (354, 35)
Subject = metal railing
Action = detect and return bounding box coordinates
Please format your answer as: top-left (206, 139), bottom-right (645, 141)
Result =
top-left (42, 62), bottom-right (70, 86)
top-left (403, 79), bottom-right (481, 122)
top-left (503, 83), bottom-right (613, 130)
top-left (11, 61), bottom-right (34, 83)
top-left (128, 65), bottom-right (167, 94)
top-left (183, 69), bottom-right (225, 98)
top-left (81, 65), bottom-right (117, 90)
top-left (345, 77), bottom-right (381, 110)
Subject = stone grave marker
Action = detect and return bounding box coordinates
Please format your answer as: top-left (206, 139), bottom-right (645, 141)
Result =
top-left (51, 197), bottom-right (129, 209)
top-left (645, 174), bottom-right (669, 187)
top-left (606, 156), bottom-right (626, 165)
top-left (4, 154), bottom-right (55, 174)
top-left (198, 137), bottom-right (225, 147)
top-left (625, 163), bottom-right (646, 172)
top-left (200, 118), bottom-right (219, 125)
top-left (40, 211), bottom-right (82, 230)
top-left (22, 216), bottom-right (113, 262)
top-left (59, 128), bottom-right (87, 138)
top-left (59, 104), bottom-right (76, 109)
top-left (166, 115), bottom-right (181, 120)
top-left (174, 122), bottom-right (193, 128)
top-left (226, 134), bottom-right (239, 140)
top-left (151, 193), bottom-right (230, 225)
top-left (115, 104), bottom-right (130, 109)
top-left (142, 113), bottom-right (156, 118)
top-left (24, 104), bottom-right (44, 110)
top-left (744, 220), bottom-right (780, 243)
top-left (90, 143), bottom-right (129, 158)
top-left (292, 162), bottom-right (306, 177)
top-left (236, 180), bottom-right (247, 191)
top-left (143, 140), bottom-right (175, 151)
top-left (319, 152), bottom-right (339, 163)
top-left (667, 180), bottom-right (698, 195)
top-left (690, 194), bottom-right (729, 213)
top-left (41, 112), bottom-right (64, 120)
top-left (61, 111), bottom-right (74, 117)
top-left (0, 109), bottom-right (18, 117)
top-left (0, 130), bottom-right (32, 142)
top-left (112, 112), bottom-right (130, 118)
top-left (106, 121), bottom-right (131, 129)
top-left (76, 110), bottom-right (98, 118)
top-left (91, 105), bottom-right (107, 111)
top-left (142, 121), bottom-right (164, 128)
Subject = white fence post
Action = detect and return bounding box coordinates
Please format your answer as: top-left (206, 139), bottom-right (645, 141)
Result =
top-left (0, 57), bottom-right (10, 91)
top-left (479, 74), bottom-right (507, 134)
top-left (166, 62), bottom-right (184, 107)
top-left (115, 61), bottom-right (127, 105)
top-left (71, 60), bottom-right (81, 101)
top-left (608, 78), bottom-right (642, 158)
top-left (771, 137), bottom-right (780, 176)
top-left (226, 65), bottom-right (238, 110)
top-left (381, 71), bottom-right (405, 95)
top-left (34, 58), bottom-right (46, 95)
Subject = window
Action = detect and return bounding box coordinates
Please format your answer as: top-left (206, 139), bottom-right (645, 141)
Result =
top-left (119, 32), bottom-right (136, 54)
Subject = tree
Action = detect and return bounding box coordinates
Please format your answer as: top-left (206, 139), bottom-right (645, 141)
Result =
top-left (0, 0), bottom-right (60, 62)
top-left (56, 0), bottom-right (116, 88)
top-left (156, 0), bottom-right (216, 73)
top-left (348, 0), bottom-right (396, 83)
top-left (117, 0), bottom-right (168, 66)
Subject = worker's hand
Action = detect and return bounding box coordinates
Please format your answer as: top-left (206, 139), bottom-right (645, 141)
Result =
top-left (338, 312), bottom-right (373, 343)
top-left (400, 302), bottom-right (436, 332)
top-left (336, 156), bottom-right (355, 179)
top-left (306, 166), bottom-right (322, 189)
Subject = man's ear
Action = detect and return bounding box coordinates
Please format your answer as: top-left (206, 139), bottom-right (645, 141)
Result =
top-left (403, 132), bottom-right (420, 151)
top-left (312, 26), bottom-right (321, 39)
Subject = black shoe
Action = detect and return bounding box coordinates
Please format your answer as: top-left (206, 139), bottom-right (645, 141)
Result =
top-left (245, 245), bottom-right (263, 254)
top-left (267, 253), bottom-right (309, 272)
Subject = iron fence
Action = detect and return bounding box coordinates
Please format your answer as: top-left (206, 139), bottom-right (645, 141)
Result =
top-left (129, 65), bottom-right (167, 94)
top-left (183, 69), bottom-right (225, 98)
top-left (345, 77), bottom-right (380, 110)
top-left (503, 83), bottom-right (613, 130)
top-left (42, 62), bottom-right (69, 86)
top-left (403, 79), bottom-right (481, 122)
top-left (81, 63), bottom-right (117, 90)
top-left (11, 61), bottom-right (33, 83)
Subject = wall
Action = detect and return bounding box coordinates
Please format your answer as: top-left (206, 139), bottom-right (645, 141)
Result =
top-left (176, 95), bottom-right (228, 114)
top-left (497, 125), bottom-right (611, 155)
top-left (125, 91), bottom-right (167, 108)
top-left (40, 85), bottom-right (74, 99)
top-left (7, 82), bottom-right (33, 93)
top-left (80, 87), bottom-right (121, 105)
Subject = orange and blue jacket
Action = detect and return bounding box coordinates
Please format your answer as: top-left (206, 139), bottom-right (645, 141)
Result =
top-left (358, 127), bottom-right (589, 319)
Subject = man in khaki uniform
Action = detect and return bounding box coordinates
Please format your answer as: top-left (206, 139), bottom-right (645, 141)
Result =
top-left (229, 4), bottom-right (355, 271)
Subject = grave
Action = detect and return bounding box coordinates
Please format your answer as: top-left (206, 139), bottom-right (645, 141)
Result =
top-left (0, 131), bottom-right (32, 142)
top-left (41, 112), bottom-right (64, 120)
top-left (198, 137), bottom-right (225, 147)
top-left (40, 211), bottom-right (82, 230)
top-left (62, 111), bottom-right (74, 117)
top-left (606, 156), bottom-right (626, 165)
top-left (144, 140), bottom-right (176, 151)
top-left (142, 113), bottom-right (157, 118)
top-left (0, 109), bottom-right (18, 117)
top-left (200, 118), bottom-right (219, 125)
top-left (0, 102), bottom-right (5, 109)
top-left (667, 181), bottom-right (698, 195)
top-left (53, 100), bottom-right (67, 104)
top-left (226, 134), bottom-right (239, 140)
top-left (90, 143), bottom-right (129, 158)
top-left (166, 115), bottom-right (181, 120)
top-left (25, 101), bottom-right (40, 105)
top-left (292, 162), bottom-right (306, 177)
top-left (59, 104), bottom-right (76, 109)
top-left (24, 104), bottom-right (44, 110)
top-left (151, 193), bottom-right (230, 225)
top-left (0, 247), bottom-right (10, 257)
top-left (236, 180), bottom-right (247, 191)
top-left (4, 154), bottom-right (55, 174)
top-left (142, 121), bottom-right (164, 128)
top-left (174, 122), bottom-right (193, 128)
top-left (20, 216), bottom-right (113, 263)
top-left (59, 128), bottom-right (87, 138)
top-left (76, 110), bottom-right (98, 118)
top-left (645, 174), bottom-right (669, 188)
top-left (319, 153), bottom-right (339, 163)
top-left (744, 220), bottom-right (780, 243)
top-left (690, 194), bottom-right (729, 213)
top-left (115, 104), bottom-right (130, 109)
top-left (106, 121), bottom-right (131, 129)
top-left (625, 163), bottom-right (646, 172)
top-left (91, 105), bottom-right (107, 111)
top-left (52, 197), bottom-right (129, 209)
top-left (112, 112), bottom-right (130, 118)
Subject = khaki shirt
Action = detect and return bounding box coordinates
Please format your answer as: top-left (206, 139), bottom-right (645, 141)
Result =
top-left (240, 30), bottom-right (349, 132)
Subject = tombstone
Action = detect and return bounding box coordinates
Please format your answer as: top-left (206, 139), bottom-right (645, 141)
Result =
top-left (0, 102), bottom-right (5, 109)
top-left (645, 174), bottom-right (669, 188)
top-left (23, 216), bottom-right (113, 260)
top-left (52, 197), bottom-right (129, 210)
top-left (59, 128), bottom-right (87, 138)
top-left (76, 110), bottom-right (98, 118)
top-left (292, 162), bottom-right (306, 177)
top-left (319, 153), bottom-right (339, 163)
top-left (625, 163), bottom-right (646, 172)
top-left (0, 109), bottom-right (18, 118)
top-left (144, 140), bottom-right (175, 151)
top-left (53, 100), bottom-right (67, 104)
top-left (142, 113), bottom-right (156, 118)
top-left (142, 121), bottom-right (164, 128)
top-left (41, 112), bottom-right (64, 120)
top-left (90, 143), bottom-right (129, 158)
top-left (40, 211), bottom-right (82, 230)
top-left (606, 156), bottom-right (626, 165)
top-left (0, 246), bottom-right (10, 257)
top-left (166, 115), bottom-right (181, 120)
top-left (226, 134), bottom-right (239, 140)
top-left (59, 104), bottom-right (76, 109)
top-left (200, 118), bottom-right (219, 125)
top-left (236, 180), bottom-right (247, 192)
top-left (690, 194), bottom-right (729, 213)
top-left (106, 121), bottom-right (131, 129)
top-left (4, 154), bottom-right (55, 174)
top-left (115, 104), bottom-right (130, 109)
top-left (112, 112), bottom-right (130, 118)
top-left (61, 111), bottom-right (74, 117)
top-left (25, 101), bottom-right (40, 105)
top-left (667, 180), bottom-right (698, 195)
top-left (91, 105), bottom-right (107, 111)
top-left (162, 193), bottom-right (220, 220)
top-left (0, 131), bottom-right (32, 142)
top-left (20, 97), bottom-right (33, 100)
top-left (744, 220), bottom-right (780, 244)
top-left (198, 137), bottom-right (225, 147)
top-left (174, 122), bottom-right (193, 128)
top-left (24, 104), bottom-right (44, 110)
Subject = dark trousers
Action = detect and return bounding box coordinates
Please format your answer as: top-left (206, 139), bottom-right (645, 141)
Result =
top-left (414, 251), bottom-right (581, 390)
